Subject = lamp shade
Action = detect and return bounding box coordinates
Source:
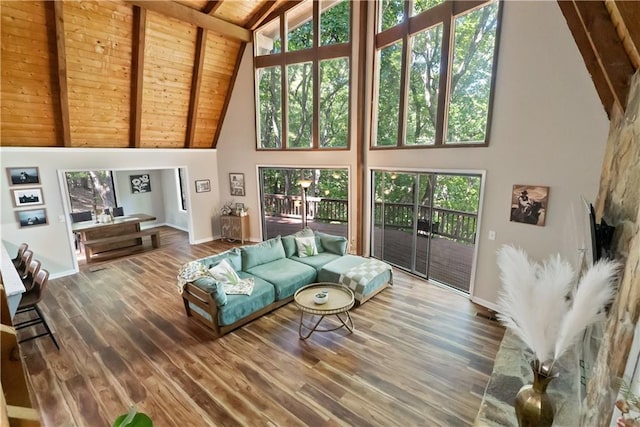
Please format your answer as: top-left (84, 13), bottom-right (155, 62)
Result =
top-left (298, 179), bottom-right (312, 189)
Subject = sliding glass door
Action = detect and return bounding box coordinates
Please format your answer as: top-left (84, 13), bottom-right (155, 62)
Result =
top-left (371, 170), bottom-right (481, 293)
top-left (259, 167), bottom-right (349, 240)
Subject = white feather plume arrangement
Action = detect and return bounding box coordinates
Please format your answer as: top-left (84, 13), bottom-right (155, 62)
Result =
top-left (495, 246), bottom-right (574, 362)
top-left (553, 259), bottom-right (619, 361)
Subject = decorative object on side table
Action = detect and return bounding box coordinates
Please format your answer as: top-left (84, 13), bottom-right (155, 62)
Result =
top-left (495, 245), bottom-right (620, 427)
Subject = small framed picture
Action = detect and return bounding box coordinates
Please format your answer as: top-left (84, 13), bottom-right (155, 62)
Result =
top-left (195, 179), bottom-right (211, 193)
top-left (7, 167), bottom-right (40, 186)
top-left (16, 208), bottom-right (48, 228)
top-left (11, 188), bottom-right (44, 207)
top-left (130, 174), bottom-right (151, 193)
top-left (235, 203), bottom-right (244, 211)
top-left (510, 184), bottom-right (550, 226)
top-left (229, 173), bottom-right (245, 197)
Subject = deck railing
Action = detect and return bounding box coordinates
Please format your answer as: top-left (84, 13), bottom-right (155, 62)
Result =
top-left (263, 194), bottom-right (477, 243)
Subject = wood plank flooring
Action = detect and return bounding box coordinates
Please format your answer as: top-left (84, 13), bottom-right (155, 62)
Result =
top-left (16, 226), bottom-right (504, 427)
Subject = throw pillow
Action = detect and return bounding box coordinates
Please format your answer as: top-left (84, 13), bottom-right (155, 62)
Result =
top-left (295, 236), bottom-right (318, 258)
top-left (209, 259), bottom-right (240, 286)
top-left (209, 259), bottom-right (254, 296)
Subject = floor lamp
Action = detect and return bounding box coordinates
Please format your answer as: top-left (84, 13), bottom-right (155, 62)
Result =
top-left (299, 179), bottom-right (312, 229)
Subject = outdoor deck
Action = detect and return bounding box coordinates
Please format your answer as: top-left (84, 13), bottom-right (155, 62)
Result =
top-left (264, 216), bottom-right (474, 293)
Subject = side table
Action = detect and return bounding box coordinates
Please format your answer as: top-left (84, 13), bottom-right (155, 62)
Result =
top-left (220, 214), bottom-right (249, 244)
top-left (294, 283), bottom-right (355, 340)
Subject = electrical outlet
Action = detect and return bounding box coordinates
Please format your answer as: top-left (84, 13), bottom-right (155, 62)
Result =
top-left (489, 230), bottom-right (496, 240)
top-left (59, 214), bottom-right (66, 223)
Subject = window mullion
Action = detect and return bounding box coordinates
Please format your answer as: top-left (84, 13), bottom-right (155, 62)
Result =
top-left (313, 1), bottom-right (320, 149)
top-left (397, 27), bottom-right (410, 147)
top-left (281, 15), bottom-right (288, 150)
top-left (435, 2), bottom-right (453, 146)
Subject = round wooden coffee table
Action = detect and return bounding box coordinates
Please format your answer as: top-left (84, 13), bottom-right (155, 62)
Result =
top-left (294, 282), bottom-right (355, 340)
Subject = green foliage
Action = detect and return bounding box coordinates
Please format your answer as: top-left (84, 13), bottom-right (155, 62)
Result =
top-left (407, 24), bottom-right (442, 145)
top-left (320, 58), bottom-right (349, 147)
top-left (257, 1), bottom-right (351, 149)
top-left (447, 2), bottom-right (499, 142)
top-left (376, 41), bottom-right (402, 146)
top-left (258, 66), bottom-right (281, 148)
top-left (321, 0), bottom-right (350, 45)
top-left (373, 171), bottom-right (480, 213)
top-left (288, 20), bottom-right (312, 51)
top-left (379, 0), bottom-right (404, 32)
top-left (375, 1), bottom-right (500, 146)
top-left (288, 63), bottom-right (313, 148)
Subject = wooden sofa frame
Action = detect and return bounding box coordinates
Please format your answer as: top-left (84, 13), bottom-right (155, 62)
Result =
top-left (182, 283), bottom-right (294, 337)
top-left (181, 279), bottom-right (391, 338)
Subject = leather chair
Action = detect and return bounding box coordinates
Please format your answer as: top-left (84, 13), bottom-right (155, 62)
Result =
top-left (22, 259), bottom-right (41, 291)
top-left (16, 249), bottom-right (33, 279)
top-left (12, 242), bottom-right (28, 268)
top-left (70, 211), bottom-right (93, 223)
top-left (15, 268), bottom-right (59, 350)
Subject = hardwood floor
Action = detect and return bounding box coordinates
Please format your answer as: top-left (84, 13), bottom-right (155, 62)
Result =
top-left (17, 226), bottom-right (504, 426)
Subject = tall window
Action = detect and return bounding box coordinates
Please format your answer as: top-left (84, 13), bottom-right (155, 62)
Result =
top-left (65, 171), bottom-right (117, 213)
top-left (255, 0), bottom-right (352, 150)
top-left (177, 168), bottom-right (187, 211)
top-left (373, 0), bottom-right (501, 147)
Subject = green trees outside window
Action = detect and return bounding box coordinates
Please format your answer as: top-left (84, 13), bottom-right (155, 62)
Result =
top-left (255, 0), bottom-right (351, 150)
top-left (374, 0), bottom-right (501, 147)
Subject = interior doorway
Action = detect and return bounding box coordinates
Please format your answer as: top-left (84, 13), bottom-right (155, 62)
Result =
top-left (371, 170), bottom-right (481, 293)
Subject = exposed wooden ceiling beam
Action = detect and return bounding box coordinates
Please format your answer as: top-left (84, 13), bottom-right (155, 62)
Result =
top-left (185, 28), bottom-right (207, 148)
top-left (558, 0), bottom-right (635, 116)
top-left (202, 1), bottom-right (223, 15)
top-left (126, 1), bottom-right (251, 42)
top-left (130, 6), bottom-right (146, 148)
top-left (608, 0), bottom-right (640, 68)
top-left (247, 1), bottom-right (283, 31)
top-left (212, 42), bottom-right (246, 149)
top-left (258, 1), bottom-right (303, 30)
top-left (52, 1), bottom-right (71, 147)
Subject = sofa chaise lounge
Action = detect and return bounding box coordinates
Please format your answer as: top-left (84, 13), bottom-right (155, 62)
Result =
top-left (179, 230), bottom-right (392, 338)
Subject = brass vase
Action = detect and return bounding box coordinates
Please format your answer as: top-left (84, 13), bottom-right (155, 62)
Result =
top-left (515, 360), bottom-right (558, 427)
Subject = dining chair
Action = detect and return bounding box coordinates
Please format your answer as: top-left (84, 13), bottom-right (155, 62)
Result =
top-left (70, 211), bottom-right (93, 223)
top-left (12, 242), bottom-right (28, 268)
top-left (15, 268), bottom-right (60, 350)
top-left (21, 259), bottom-right (41, 291)
top-left (16, 249), bottom-right (34, 279)
top-left (105, 207), bottom-right (124, 217)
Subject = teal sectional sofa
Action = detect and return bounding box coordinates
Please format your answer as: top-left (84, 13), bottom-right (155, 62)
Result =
top-left (179, 230), bottom-right (392, 338)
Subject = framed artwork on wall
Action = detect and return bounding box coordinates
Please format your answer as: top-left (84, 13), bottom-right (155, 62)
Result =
top-left (195, 179), bottom-right (211, 193)
top-left (7, 167), bottom-right (40, 186)
top-left (510, 184), bottom-right (550, 226)
top-left (11, 188), bottom-right (44, 207)
top-left (130, 174), bottom-right (151, 193)
top-left (16, 208), bottom-right (48, 228)
top-left (229, 173), bottom-right (245, 197)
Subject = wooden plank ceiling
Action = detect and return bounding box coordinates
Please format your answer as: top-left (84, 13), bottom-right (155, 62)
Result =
top-left (1, 1), bottom-right (639, 149)
top-left (0, 0), bottom-right (289, 149)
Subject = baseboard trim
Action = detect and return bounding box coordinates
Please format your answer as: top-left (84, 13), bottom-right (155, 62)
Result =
top-left (471, 296), bottom-right (499, 312)
top-left (50, 269), bottom-right (77, 279)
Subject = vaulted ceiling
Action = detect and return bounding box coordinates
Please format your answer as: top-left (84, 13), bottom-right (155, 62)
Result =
top-left (1, 1), bottom-right (638, 149)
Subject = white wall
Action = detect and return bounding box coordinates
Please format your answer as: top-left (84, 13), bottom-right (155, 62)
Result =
top-left (161, 169), bottom-right (189, 231)
top-left (216, 1), bottom-right (609, 308)
top-left (114, 169), bottom-right (165, 224)
top-left (0, 148), bottom-right (219, 277)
